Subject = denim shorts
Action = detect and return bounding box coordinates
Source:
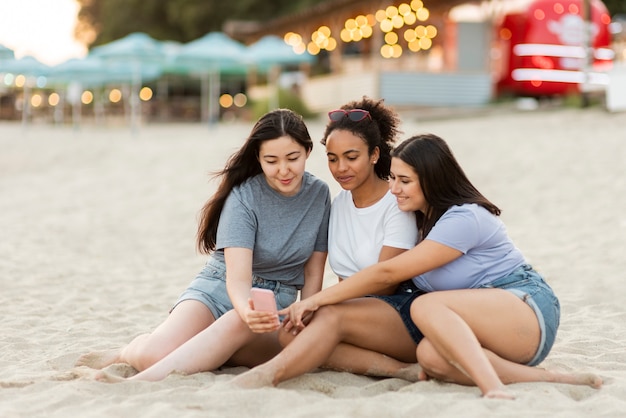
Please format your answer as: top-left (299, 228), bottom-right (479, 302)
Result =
top-left (369, 281), bottom-right (426, 345)
top-left (479, 264), bottom-right (560, 366)
top-left (172, 257), bottom-right (298, 320)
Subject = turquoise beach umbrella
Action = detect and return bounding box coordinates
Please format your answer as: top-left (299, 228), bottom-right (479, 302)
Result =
top-left (89, 32), bottom-right (166, 132)
top-left (0, 44), bottom-right (15, 61)
top-left (245, 35), bottom-right (314, 72)
top-left (173, 32), bottom-right (248, 124)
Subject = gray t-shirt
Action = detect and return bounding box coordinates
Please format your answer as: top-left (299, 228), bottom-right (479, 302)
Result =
top-left (213, 171), bottom-right (330, 288)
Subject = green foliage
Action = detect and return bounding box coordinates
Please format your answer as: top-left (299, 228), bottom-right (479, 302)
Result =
top-left (250, 88), bottom-right (317, 121)
top-left (75, 0), bottom-right (326, 48)
top-left (603, 0), bottom-right (626, 16)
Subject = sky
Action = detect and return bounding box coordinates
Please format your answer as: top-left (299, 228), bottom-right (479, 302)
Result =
top-left (0, 0), bottom-right (86, 66)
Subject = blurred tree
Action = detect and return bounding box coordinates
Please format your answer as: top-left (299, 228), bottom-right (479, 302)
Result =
top-left (603, 0), bottom-right (626, 16)
top-left (75, 0), bottom-right (323, 48)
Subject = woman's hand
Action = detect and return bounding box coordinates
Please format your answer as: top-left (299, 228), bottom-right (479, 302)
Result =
top-left (244, 299), bottom-right (280, 333)
top-left (279, 297), bottom-right (320, 334)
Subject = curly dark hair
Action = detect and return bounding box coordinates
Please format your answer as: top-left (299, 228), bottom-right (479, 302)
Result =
top-left (321, 96), bottom-right (401, 180)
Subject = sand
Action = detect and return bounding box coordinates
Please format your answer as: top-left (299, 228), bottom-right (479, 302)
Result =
top-left (1, 105), bottom-right (625, 417)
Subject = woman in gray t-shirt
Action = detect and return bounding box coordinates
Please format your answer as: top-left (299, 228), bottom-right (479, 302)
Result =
top-left (76, 109), bottom-right (330, 381)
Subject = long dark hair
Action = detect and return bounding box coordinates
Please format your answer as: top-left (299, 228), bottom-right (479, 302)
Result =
top-left (197, 109), bottom-right (313, 254)
top-left (392, 133), bottom-right (501, 239)
top-left (321, 96), bottom-right (401, 180)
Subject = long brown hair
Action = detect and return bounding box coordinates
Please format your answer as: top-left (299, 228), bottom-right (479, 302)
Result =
top-left (392, 133), bottom-right (501, 239)
top-left (196, 109), bottom-right (313, 254)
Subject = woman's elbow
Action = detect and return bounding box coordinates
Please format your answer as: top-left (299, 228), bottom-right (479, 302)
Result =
top-left (378, 264), bottom-right (402, 287)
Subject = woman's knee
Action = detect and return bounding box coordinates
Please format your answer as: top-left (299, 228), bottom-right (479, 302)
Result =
top-left (130, 341), bottom-right (175, 370)
top-left (313, 304), bottom-right (347, 331)
top-left (416, 339), bottom-right (447, 376)
top-left (410, 292), bottom-right (442, 328)
top-left (279, 304), bottom-right (344, 347)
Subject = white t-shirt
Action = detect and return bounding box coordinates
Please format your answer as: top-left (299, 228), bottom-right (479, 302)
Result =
top-left (328, 189), bottom-right (418, 279)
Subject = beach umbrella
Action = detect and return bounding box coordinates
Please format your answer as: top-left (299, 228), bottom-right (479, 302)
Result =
top-left (47, 56), bottom-right (106, 126)
top-left (90, 32), bottom-right (165, 132)
top-left (174, 32), bottom-right (248, 124)
top-left (0, 55), bottom-right (49, 77)
top-left (245, 35), bottom-right (313, 72)
top-left (156, 41), bottom-right (183, 120)
top-left (0, 44), bottom-right (15, 61)
top-left (90, 32), bottom-right (165, 66)
top-left (0, 56), bottom-right (50, 128)
top-left (174, 32), bottom-right (248, 74)
top-left (48, 56), bottom-right (108, 86)
top-left (47, 56), bottom-right (118, 127)
top-left (245, 35), bottom-right (314, 111)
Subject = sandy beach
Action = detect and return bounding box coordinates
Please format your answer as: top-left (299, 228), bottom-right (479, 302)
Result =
top-left (1, 105), bottom-right (625, 417)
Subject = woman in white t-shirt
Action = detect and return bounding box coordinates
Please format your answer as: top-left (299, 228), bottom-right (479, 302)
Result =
top-left (233, 97), bottom-right (428, 382)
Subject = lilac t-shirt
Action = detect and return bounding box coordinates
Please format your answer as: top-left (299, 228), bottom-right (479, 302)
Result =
top-left (411, 204), bottom-right (525, 292)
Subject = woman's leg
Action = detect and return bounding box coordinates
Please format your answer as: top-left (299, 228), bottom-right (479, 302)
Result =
top-left (416, 339), bottom-right (602, 388)
top-left (321, 342), bottom-right (425, 382)
top-left (232, 298), bottom-right (419, 387)
top-left (409, 288), bottom-right (596, 398)
top-left (120, 309), bottom-right (273, 382)
top-left (75, 300), bottom-right (215, 371)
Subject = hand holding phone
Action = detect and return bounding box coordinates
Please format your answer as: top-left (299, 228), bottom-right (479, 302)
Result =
top-left (250, 287), bottom-right (278, 313)
top-left (249, 287), bottom-right (279, 331)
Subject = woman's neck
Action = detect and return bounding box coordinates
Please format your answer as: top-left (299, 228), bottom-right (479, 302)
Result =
top-left (351, 177), bottom-right (389, 208)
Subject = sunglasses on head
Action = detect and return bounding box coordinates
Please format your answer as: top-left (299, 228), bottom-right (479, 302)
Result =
top-left (328, 109), bottom-right (372, 122)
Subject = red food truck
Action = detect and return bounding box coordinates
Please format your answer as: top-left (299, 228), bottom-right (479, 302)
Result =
top-left (494, 0), bottom-right (613, 96)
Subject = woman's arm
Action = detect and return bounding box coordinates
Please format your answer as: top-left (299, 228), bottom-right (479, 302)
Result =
top-left (224, 247), bottom-right (279, 332)
top-left (299, 251), bottom-right (327, 300)
top-left (374, 245), bottom-right (411, 295)
top-left (224, 247), bottom-right (255, 315)
top-left (283, 240), bottom-right (462, 327)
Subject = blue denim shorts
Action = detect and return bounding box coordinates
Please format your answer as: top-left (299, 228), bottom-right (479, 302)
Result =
top-left (172, 257), bottom-right (298, 320)
top-left (479, 264), bottom-right (560, 366)
top-left (369, 281), bottom-right (426, 345)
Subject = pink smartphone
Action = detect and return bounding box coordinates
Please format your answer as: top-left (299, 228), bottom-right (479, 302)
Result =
top-left (250, 288), bottom-right (278, 313)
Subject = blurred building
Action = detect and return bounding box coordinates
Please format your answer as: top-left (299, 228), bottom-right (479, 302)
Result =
top-left (226, 0), bottom-right (617, 110)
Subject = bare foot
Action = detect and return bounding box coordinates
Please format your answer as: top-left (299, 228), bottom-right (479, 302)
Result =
top-left (229, 367), bottom-right (276, 389)
top-left (75, 349), bottom-right (122, 369)
top-left (564, 372), bottom-right (603, 389)
top-left (393, 363), bottom-right (429, 383)
top-left (483, 388), bottom-right (516, 400)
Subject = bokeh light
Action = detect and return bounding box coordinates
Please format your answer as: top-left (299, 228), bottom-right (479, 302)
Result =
top-left (31, 94), bottom-right (43, 108)
top-left (385, 32), bottom-right (399, 45)
top-left (308, 25), bottom-right (337, 54)
top-left (416, 7), bottom-right (430, 21)
top-left (139, 87), bottom-right (153, 101)
top-left (109, 89), bottom-right (122, 103)
top-left (219, 93), bottom-right (234, 108)
top-left (48, 92), bottom-right (60, 106)
top-left (233, 93), bottom-right (247, 107)
top-left (81, 90), bottom-right (93, 105)
top-left (553, 3), bottom-right (564, 14)
top-left (3, 73), bottom-right (15, 86)
top-left (15, 75), bottom-right (26, 88)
